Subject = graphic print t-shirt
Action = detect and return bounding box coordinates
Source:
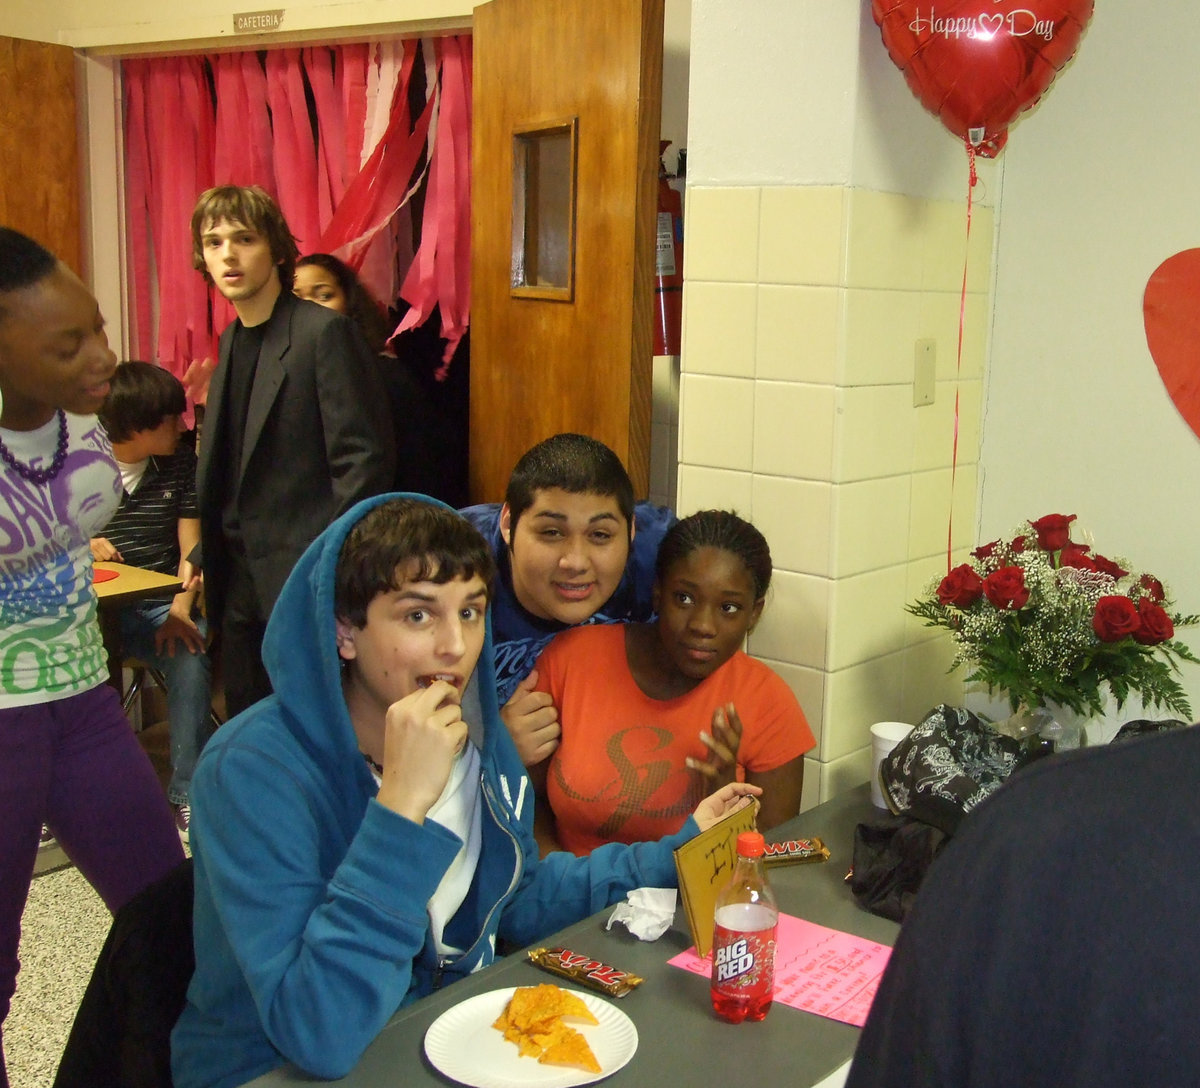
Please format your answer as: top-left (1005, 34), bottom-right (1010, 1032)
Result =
top-left (0, 413), bottom-right (120, 706)
top-left (535, 624), bottom-right (815, 854)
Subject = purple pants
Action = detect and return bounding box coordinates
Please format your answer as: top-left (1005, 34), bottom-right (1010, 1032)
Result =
top-left (0, 684), bottom-right (184, 1084)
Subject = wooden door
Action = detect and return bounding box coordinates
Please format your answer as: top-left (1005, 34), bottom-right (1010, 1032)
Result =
top-left (0, 36), bottom-right (81, 273)
top-left (469, 0), bottom-right (663, 502)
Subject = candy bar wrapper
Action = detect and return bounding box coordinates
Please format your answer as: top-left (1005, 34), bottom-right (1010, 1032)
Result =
top-left (527, 947), bottom-right (644, 998)
top-left (763, 836), bottom-right (830, 866)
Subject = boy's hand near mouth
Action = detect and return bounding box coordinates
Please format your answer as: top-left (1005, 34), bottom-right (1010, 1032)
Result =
top-left (377, 680), bottom-right (469, 822)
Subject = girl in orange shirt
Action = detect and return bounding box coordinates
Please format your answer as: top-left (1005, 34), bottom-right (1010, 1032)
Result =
top-left (528, 510), bottom-right (814, 855)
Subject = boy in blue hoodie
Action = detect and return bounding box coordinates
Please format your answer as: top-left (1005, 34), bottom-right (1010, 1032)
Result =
top-left (172, 495), bottom-right (757, 1087)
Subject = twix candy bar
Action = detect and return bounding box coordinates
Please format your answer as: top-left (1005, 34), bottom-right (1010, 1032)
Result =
top-left (762, 836), bottom-right (830, 866)
top-left (527, 947), bottom-right (644, 998)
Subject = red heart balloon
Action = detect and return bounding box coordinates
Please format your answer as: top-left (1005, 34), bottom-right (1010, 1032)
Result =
top-left (1144, 250), bottom-right (1200, 442)
top-left (872, 0), bottom-right (1094, 156)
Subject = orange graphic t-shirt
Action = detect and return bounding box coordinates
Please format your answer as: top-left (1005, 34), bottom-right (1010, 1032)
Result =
top-left (534, 624), bottom-right (814, 855)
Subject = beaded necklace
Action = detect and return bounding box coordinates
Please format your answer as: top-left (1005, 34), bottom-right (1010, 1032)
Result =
top-left (0, 410), bottom-right (69, 485)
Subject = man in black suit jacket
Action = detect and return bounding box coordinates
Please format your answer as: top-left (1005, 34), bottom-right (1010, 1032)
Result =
top-left (190, 186), bottom-right (395, 718)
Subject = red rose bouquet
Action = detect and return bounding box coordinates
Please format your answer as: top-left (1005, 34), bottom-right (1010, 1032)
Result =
top-left (908, 513), bottom-right (1199, 718)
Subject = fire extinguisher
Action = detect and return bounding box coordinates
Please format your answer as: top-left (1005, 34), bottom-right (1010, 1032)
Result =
top-left (654, 141), bottom-right (683, 356)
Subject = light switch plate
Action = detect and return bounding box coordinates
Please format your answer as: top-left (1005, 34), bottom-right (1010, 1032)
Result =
top-left (914, 338), bottom-right (936, 407)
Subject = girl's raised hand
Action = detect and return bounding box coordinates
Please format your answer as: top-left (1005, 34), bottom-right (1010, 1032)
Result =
top-left (686, 702), bottom-right (744, 790)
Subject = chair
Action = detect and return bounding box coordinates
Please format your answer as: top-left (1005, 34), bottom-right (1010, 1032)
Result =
top-left (53, 858), bottom-right (195, 1088)
top-left (121, 659), bottom-right (223, 734)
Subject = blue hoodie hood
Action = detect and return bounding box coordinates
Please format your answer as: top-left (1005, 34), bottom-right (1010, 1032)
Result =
top-left (260, 491), bottom-right (501, 786)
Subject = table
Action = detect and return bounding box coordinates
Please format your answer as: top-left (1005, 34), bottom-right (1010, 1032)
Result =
top-left (249, 785), bottom-right (899, 1087)
top-left (94, 561), bottom-right (183, 691)
top-left (94, 560), bottom-right (183, 606)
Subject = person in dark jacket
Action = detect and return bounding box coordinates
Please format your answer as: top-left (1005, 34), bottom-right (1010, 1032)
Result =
top-left (847, 724), bottom-right (1200, 1088)
top-left (190, 186), bottom-right (395, 718)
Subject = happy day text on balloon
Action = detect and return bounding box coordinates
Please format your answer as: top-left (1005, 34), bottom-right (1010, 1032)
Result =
top-left (907, 7), bottom-right (1057, 41)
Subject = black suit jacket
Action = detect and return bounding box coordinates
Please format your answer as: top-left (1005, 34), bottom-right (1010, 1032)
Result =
top-left (196, 291), bottom-right (395, 627)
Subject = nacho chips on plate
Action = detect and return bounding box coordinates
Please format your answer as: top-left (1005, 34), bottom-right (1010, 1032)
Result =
top-left (492, 983), bottom-right (601, 1074)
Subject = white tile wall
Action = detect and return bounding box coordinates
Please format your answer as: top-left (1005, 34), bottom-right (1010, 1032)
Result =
top-left (756, 284), bottom-right (841, 384)
top-left (752, 381), bottom-right (836, 479)
top-left (678, 373), bottom-right (754, 471)
top-left (675, 182), bottom-right (994, 806)
top-left (684, 187), bottom-right (761, 283)
top-left (681, 282), bottom-right (757, 377)
top-left (751, 474), bottom-right (834, 578)
top-left (675, 464), bottom-right (753, 516)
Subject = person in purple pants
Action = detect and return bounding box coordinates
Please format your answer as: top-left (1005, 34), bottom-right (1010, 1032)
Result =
top-left (0, 227), bottom-right (183, 1084)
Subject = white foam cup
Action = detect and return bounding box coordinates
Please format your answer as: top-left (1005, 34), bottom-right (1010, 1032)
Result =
top-left (869, 721), bottom-right (913, 808)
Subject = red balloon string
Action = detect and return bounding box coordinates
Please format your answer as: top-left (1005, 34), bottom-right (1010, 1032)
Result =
top-left (947, 141), bottom-right (978, 573)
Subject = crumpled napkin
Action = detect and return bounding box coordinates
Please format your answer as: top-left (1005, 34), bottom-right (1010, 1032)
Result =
top-left (605, 887), bottom-right (677, 941)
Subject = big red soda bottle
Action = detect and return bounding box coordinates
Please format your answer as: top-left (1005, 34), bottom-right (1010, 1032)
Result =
top-left (710, 831), bottom-right (778, 1023)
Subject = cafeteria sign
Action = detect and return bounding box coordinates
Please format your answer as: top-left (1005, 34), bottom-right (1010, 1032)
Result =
top-left (673, 800), bottom-right (760, 959)
top-left (233, 9), bottom-right (284, 33)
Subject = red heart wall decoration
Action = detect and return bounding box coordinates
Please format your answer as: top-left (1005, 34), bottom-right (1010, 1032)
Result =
top-left (872, 0), bottom-right (1095, 156)
top-left (1144, 250), bottom-right (1200, 443)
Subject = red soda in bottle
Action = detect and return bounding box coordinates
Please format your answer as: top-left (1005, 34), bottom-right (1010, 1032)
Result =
top-left (710, 831), bottom-right (778, 1023)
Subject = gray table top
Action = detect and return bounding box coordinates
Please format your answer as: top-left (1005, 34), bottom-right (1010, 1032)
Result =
top-left (249, 785), bottom-right (898, 1087)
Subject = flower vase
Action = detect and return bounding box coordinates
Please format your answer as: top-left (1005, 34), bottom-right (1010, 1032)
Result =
top-left (1035, 702), bottom-right (1087, 750)
top-left (990, 702), bottom-right (1087, 751)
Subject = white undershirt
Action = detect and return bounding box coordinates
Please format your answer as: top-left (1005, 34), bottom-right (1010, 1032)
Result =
top-left (366, 743), bottom-right (483, 957)
top-left (118, 456), bottom-right (149, 495)
top-left (425, 742), bottom-right (483, 956)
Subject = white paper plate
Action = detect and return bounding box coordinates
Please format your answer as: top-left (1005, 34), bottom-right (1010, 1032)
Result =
top-left (424, 985), bottom-right (637, 1088)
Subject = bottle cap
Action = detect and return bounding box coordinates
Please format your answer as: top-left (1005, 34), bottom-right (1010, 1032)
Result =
top-left (736, 831), bottom-right (765, 858)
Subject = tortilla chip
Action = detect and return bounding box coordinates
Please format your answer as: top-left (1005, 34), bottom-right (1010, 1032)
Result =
top-left (537, 1023), bottom-right (602, 1075)
top-left (493, 984), bottom-right (602, 1073)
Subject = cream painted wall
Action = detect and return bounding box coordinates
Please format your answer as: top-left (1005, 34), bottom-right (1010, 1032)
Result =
top-left (687, 1), bottom-right (999, 203)
top-left (6, 0), bottom-right (471, 50)
top-left (981, 2), bottom-right (1200, 710)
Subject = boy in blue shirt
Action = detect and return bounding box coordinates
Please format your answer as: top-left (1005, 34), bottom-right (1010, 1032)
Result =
top-left (172, 494), bottom-right (755, 1087)
top-left (461, 433), bottom-right (674, 765)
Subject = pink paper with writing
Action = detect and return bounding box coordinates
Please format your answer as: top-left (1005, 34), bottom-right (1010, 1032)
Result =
top-left (668, 912), bottom-right (892, 1027)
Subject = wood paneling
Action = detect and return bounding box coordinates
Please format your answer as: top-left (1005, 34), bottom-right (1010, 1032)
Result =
top-left (469, 0), bottom-right (663, 502)
top-left (0, 36), bottom-right (81, 273)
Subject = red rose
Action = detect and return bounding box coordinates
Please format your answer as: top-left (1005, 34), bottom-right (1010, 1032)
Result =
top-left (1090, 553), bottom-right (1128, 579)
top-left (1134, 597), bottom-right (1174, 646)
top-left (1138, 574), bottom-right (1166, 602)
top-left (1058, 543), bottom-right (1097, 571)
top-left (1091, 596), bottom-right (1141, 642)
top-left (1010, 535), bottom-right (1028, 554)
top-left (983, 566), bottom-right (1029, 610)
top-left (1030, 513), bottom-right (1077, 551)
top-left (972, 540), bottom-right (1000, 561)
top-left (938, 564), bottom-right (984, 608)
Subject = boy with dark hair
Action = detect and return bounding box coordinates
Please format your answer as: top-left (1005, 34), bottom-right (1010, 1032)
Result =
top-left (171, 494), bottom-right (755, 1087)
top-left (190, 184), bottom-right (301, 290)
top-left (189, 185), bottom-right (395, 718)
top-left (461, 433), bottom-right (675, 764)
top-left (92, 361), bottom-right (215, 842)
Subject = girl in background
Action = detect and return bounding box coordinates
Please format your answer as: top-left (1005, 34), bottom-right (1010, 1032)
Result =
top-left (294, 253), bottom-right (443, 499)
top-left (529, 509), bottom-right (814, 855)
